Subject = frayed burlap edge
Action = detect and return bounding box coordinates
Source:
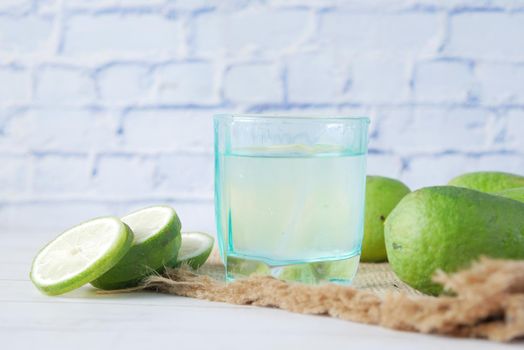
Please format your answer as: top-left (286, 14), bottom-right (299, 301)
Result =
top-left (108, 258), bottom-right (524, 342)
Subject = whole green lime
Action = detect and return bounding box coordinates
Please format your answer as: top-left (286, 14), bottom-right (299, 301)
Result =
top-left (385, 186), bottom-right (524, 295)
top-left (448, 171), bottom-right (524, 193)
top-left (361, 176), bottom-right (410, 262)
top-left (496, 187), bottom-right (524, 203)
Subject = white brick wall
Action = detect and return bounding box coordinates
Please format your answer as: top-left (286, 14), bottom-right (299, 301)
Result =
top-left (317, 12), bottom-right (441, 53)
top-left (1, 0), bottom-right (524, 234)
top-left (63, 14), bottom-right (183, 58)
top-left (287, 52), bottom-right (350, 103)
top-left (153, 62), bottom-right (219, 104)
top-left (33, 154), bottom-right (91, 194)
top-left (224, 63), bottom-right (282, 104)
top-left (414, 60), bottom-right (477, 103)
top-left (0, 15), bottom-right (54, 53)
top-left (0, 66), bottom-right (31, 103)
top-left (35, 65), bottom-right (96, 104)
top-left (96, 63), bottom-right (151, 103)
top-left (193, 9), bottom-right (311, 55)
top-left (0, 155), bottom-right (29, 195)
top-left (476, 63), bottom-right (524, 105)
top-left (92, 155), bottom-right (157, 197)
top-left (445, 12), bottom-right (524, 60)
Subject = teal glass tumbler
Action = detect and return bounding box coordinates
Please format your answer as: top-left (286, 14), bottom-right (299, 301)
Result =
top-left (214, 115), bottom-right (370, 284)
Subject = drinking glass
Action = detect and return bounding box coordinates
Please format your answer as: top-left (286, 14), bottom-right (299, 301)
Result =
top-left (214, 114), bottom-right (370, 284)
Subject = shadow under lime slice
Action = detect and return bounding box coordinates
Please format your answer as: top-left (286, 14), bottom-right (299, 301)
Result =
top-left (174, 232), bottom-right (214, 269)
top-left (91, 206), bottom-right (182, 290)
top-left (30, 217), bottom-right (134, 296)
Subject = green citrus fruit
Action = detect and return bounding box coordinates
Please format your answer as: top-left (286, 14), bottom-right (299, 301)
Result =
top-left (496, 187), bottom-right (524, 203)
top-left (361, 176), bottom-right (410, 262)
top-left (91, 206), bottom-right (181, 290)
top-left (173, 232), bottom-right (214, 269)
top-left (448, 171), bottom-right (524, 193)
top-left (385, 186), bottom-right (524, 295)
top-left (30, 217), bottom-right (133, 296)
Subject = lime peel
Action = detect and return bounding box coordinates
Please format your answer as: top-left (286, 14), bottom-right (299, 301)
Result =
top-left (175, 232), bottom-right (214, 269)
top-left (91, 206), bottom-right (182, 290)
top-left (30, 217), bottom-right (133, 296)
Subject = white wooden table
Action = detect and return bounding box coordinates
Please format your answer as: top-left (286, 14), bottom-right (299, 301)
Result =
top-left (1, 232), bottom-right (520, 350)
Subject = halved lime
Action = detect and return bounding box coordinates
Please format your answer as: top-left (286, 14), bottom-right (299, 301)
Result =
top-left (91, 206), bottom-right (182, 290)
top-left (30, 217), bottom-right (133, 296)
top-left (175, 232), bottom-right (214, 269)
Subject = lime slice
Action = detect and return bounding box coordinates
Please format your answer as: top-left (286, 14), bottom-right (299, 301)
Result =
top-left (175, 232), bottom-right (214, 269)
top-left (30, 217), bottom-right (133, 296)
top-left (91, 206), bottom-right (182, 290)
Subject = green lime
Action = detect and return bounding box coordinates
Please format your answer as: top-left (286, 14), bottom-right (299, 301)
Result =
top-left (385, 186), bottom-right (524, 295)
top-left (361, 176), bottom-right (410, 262)
top-left (448, 171), bottom-right (524, 193)
top-left (91, 206), bottom-right (181, 290)
top-left (496, 187), bottom-right (524, 203)
top-left (30, 217), bottom-right (133, 296)
top-left (174, 232), bottom-right (214, 269)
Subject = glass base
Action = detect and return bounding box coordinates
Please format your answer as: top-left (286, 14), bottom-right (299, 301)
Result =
top-left (225, 254), bottom-right (360, 285)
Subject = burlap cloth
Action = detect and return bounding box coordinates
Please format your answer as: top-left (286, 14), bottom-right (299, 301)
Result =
top-left (119, 248), bottom-right (524, 343)
top-left (200, 248), bottom-right (422, 297)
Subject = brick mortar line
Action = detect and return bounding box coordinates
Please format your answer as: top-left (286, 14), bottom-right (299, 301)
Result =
top-left (2, 103), bottom-right (524, 110)
top-left (0, 150), bottom-right (522, 158)
top-left (0, 197), bottom-right (214, 204)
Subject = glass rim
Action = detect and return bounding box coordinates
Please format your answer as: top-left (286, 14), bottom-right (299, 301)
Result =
top-left (214, 113), bottom-right (370, 123)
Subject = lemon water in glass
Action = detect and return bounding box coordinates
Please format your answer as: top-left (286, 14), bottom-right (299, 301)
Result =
top-left (215, 115), bottom-right (369, 284)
